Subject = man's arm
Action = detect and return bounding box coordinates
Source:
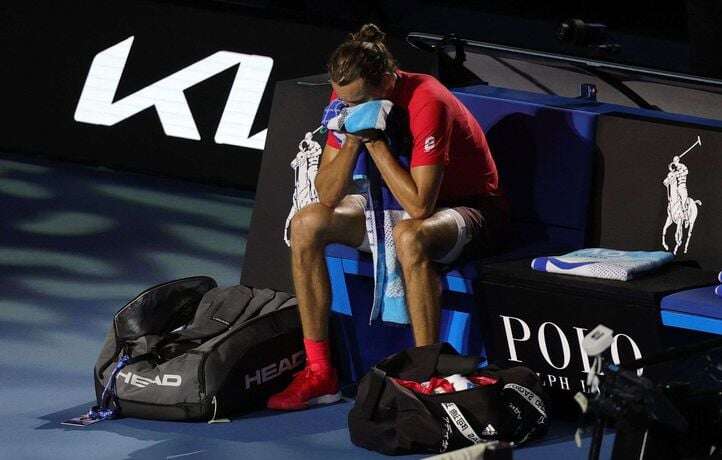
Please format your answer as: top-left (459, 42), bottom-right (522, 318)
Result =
top-left (362, 137), bottom-right (444, 219)
top-left (315, 137), bottom-right (363, 208)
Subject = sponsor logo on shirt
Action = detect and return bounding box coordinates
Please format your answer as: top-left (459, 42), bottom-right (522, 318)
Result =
top-left (424, 135), bottom-right (436, 152)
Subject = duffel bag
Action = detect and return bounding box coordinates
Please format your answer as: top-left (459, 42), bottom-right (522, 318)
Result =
top-left (93, 276), bottom-right (304, 421)
top-left (348, 343), bottom-right (549, 455)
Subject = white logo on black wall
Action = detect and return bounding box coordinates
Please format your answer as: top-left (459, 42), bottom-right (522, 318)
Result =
top-left (283, 131), bottom-right (323, 246)
top-left (500, 316), bottom-right (643, 392)
top-left (75, 36), bottom-right (273, 150)
top-left (662, 136), bottom-right (703, 255)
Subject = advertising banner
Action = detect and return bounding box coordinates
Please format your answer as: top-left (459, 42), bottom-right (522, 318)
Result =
top-left (2, 1), bottom-right (430, 189)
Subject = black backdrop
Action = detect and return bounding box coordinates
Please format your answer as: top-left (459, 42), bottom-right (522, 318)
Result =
top-left (2, 0), bottom-right (431, 189)
top-left (242, 78), bottom-right (722, 294)
top-left (240, 74), bottom-right (331, 293)
top-left (594, 114), bottom-right (722, 270)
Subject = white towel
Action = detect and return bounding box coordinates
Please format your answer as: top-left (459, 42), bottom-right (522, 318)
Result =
top-left (531, 248), bottom-right (674, 281)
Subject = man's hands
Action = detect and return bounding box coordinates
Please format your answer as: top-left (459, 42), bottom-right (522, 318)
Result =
top-left (338, 135), bottom-right (443, 220)
top-left (363, 139), bottom-right (443, 219)
top-left (315, 139), bottom-right (363, 209)
top-left (344, 132), bottom-right (380, 146)
top-left (318, 98), bottom-right (443, 218)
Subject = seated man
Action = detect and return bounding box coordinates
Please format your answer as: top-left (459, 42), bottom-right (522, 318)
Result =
top-left (268, 23), bottom-right (508, 410)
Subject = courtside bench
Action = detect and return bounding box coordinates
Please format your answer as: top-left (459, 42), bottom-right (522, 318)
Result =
top-left (327, 85), bottom-right (606, 382)
top-left (242, 75), bottom-right (722, 385)
top-left (661, 287), bottom-right (722, 335)
top-left (326, 84), bottom-right (722, 383)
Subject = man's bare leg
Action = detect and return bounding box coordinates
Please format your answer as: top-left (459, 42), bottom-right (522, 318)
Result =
top-left (267, 197), bottom-right (366, 411)
top-left (393, 215), bottom-right (459, 346)
top-left (290, 197), bottom-right (366, 341)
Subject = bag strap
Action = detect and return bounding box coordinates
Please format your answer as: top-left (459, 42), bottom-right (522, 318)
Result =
top-left (358, 367), bottom-right (387, 420)
top-left (159, 286), bottom-right (255, 344)
top-left (88, 351), bottom-right (156, 421)
top-left (436, 354), bottom-right (481, 376)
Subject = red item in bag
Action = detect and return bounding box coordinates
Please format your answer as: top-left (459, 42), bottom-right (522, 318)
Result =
top-left (429, 376), bottom-right (455, 394)
top-left (392, 377), bottom-right (455, 394)
top-left (393, 378), bottom-right (434, 395)
top-left (468, 374), bottom-right (499, 386)
top-left (393, 374), bottom-right (497, 395)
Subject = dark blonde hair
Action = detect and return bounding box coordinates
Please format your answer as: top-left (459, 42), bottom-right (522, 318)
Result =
top-left (327, 23), bottom-right (398, 88)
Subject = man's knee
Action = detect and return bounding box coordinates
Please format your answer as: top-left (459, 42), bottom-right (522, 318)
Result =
top-left (291, 203), bottom-right (333, 248)
top-left (393, 219), bottom-right (430, 266)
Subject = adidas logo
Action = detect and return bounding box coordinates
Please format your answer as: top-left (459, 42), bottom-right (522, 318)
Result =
top-left (481, 424), bottom-right (497, 437)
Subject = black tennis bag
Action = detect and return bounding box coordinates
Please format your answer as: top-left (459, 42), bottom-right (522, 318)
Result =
top-left (94, 276), bottom-right (304, 421)
top-left (348, 343), bottom-right (550, 455)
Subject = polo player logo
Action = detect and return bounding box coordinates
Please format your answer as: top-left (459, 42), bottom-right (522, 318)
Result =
top-left (661, 136), bottom-right (703, 255)
top-left (283, 129), bottom-right (323, 246)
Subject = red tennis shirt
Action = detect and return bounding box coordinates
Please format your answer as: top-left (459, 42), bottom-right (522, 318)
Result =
top-left (326, 70), bottom-right (501, 204)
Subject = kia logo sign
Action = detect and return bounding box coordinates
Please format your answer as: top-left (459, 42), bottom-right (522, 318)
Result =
top-left (75, 36), bottom-right (273, 150)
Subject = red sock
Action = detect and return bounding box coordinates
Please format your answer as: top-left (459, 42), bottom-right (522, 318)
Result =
top-left (303, 338), bottom-right (333, 373)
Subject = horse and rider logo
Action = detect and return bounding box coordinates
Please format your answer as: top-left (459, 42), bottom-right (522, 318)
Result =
top-left (283, 130), bottom-right (323, 246)
top-left (661, 136), bottom-right (703, 255)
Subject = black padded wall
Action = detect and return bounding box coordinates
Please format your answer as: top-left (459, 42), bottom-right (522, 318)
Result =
top-left (240, 75), bottom-right (332, 292)
top-left (594, 114), bottom-right (722, 269)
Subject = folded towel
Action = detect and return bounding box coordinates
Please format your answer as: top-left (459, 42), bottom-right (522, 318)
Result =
top-left (323, 99), bottom-right (411, 324)
top-left (715, 285), bottom-right (722, 298)
top-left (531, 248), bottom-right (674, 281)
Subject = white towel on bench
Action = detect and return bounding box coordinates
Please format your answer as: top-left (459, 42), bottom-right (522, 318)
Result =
top-left (531, 248), bottom-right (674, 281)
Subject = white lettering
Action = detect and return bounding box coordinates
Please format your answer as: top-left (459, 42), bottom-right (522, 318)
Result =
top-left (611, 334), bottom-right (644, 376)
top-left (547, 374), bottom-right (557, 386)
top-left (501, 321), bottom-right (644, 377)
top-left (244, 370), bottom-right (262, 390)
top-left (75, 36), bottom-right (273, 150)
top-left (538, 322), bottom-right (571, 370)
top-left (504, 383), bottom-right (547, 418)
top-left (262, 363), bottom-right (278, 382)
top-left (278, 358), bottom-right (291, 374)
top-left (500, 315), bottom-right (531, 362)
top-left (118, 370), bottom-right (131, 384)
top-left (132, 375), bottom-right (152, 387)
top-left (580, 378), bottom-right (601, 394)
top-left (574, 327), bottom-right (592, 373)
top-left (116, 371), bottom-right (182, 388)
top-left (559, 376), bottom-right (570, 391)
top-left (162, 374), bottom-right (182, 387)
top-left (243, 352), bottom-right (306, 389)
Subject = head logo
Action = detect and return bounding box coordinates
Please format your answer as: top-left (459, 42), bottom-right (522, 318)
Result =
top-left (117, 371), bottom-right (182, 388)
top-left (244, 351), bottom-right (305, 389)
top-left (661, 136), bottom-right (703, 254)
top-left (74, 36), bottom-right (273, 150)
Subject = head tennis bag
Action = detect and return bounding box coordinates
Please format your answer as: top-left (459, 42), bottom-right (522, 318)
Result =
top-left (348, 343), bottom-right (550, 455)
top-left (94, 276), bottom-right (304, 420)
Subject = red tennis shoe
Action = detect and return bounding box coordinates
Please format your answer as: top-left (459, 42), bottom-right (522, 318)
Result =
top-left (267, 366), bottom-right (341, 411)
